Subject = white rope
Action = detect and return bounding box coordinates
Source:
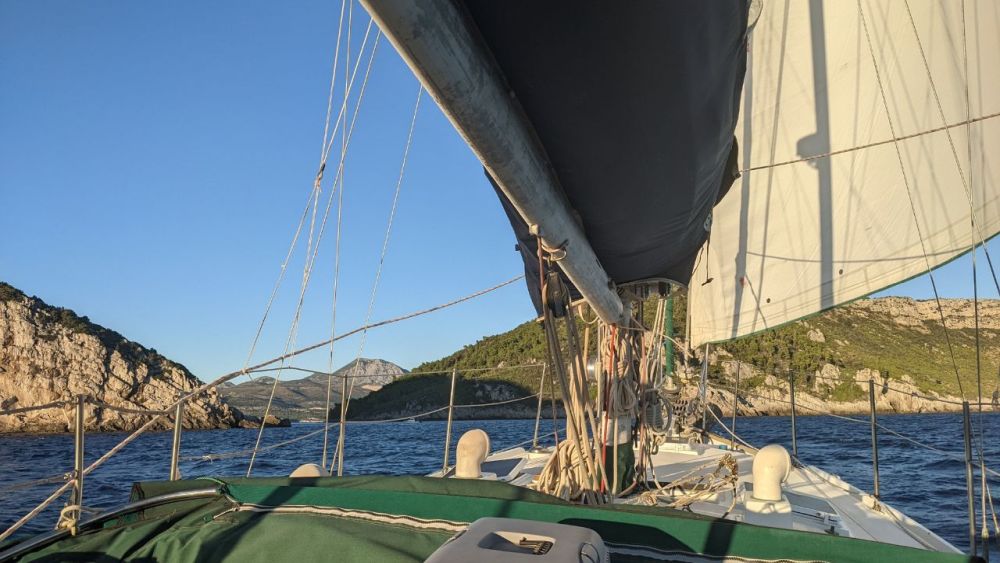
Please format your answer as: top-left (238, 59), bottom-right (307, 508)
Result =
top-left (0, 400), bottom-right (70, 415)
top-left (245, 362), bottom-right (544, 379)
top-left (533, 439), bottom-right (601, 504)
top-left (638, 453), bottom-right (739, 514)
top-left (249, 20), bottom-right (380, 476)
top-left (322, 0), bottom-right (351, 472)
top-left (606, 377), bottom-right (638, 418)
top-left (319, 0), bottom-right (348, 161)
top-left (857, 0), bottom-right (967, 401)
top-left (0, 481), bottom-right (73, 543)
top-left (55, 504), bottom-right (100, 536)
top-left (336, 85), bottom-right (424, 475)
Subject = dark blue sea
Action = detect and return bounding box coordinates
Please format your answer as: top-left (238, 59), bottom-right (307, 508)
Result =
top-left (3, 413), bottom-right (999, 557)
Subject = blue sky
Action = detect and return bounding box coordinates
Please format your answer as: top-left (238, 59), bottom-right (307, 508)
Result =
top-left (1, 2), bottom-right (996, 384)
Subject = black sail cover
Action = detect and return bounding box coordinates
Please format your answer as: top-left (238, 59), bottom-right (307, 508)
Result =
top-left (462, 1), bottom-right (748, 314)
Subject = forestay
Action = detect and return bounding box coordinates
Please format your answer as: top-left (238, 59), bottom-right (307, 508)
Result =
top-left (690, 0), bottom-right (1000, 346)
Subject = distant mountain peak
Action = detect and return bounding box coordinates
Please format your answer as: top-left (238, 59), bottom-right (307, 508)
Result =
top-left (221, 358), bottom-right (406, 420)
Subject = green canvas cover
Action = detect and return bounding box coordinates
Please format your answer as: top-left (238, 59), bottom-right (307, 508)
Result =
top-left (7, 476), bottom-right (977, 563)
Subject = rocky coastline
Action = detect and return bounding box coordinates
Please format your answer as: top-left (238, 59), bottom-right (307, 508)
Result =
top-left (0, 283), bottom-right (246, 433)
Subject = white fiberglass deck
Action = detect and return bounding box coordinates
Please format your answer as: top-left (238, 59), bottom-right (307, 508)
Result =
top-left (432, 435), bottom-right (959, 554)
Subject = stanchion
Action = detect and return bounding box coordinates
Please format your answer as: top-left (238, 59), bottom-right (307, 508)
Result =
top-left (442, 367), bottom-right (458, 474)
top-left (789, 372), bottom-right (797, 457)
top-left (732, 363), bottom-right (739, 450)
top-left (169, 402), bottom-right (184, 481)
top-left (963, 401), bottom-right (978, 557)
top-left (532, 364), bottom-right (547, 449)
top-left (71, 395), bottom-right (85, 535)
top-left (868, 379), bottom-right (880, 499)
top-left (699, 344), bottom-right (710, 431)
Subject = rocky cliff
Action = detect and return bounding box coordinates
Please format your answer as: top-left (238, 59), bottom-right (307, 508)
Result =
top-left (0, 283), bottom-right (244, 433)
top-left (694, 361), bottom-right (976, 418)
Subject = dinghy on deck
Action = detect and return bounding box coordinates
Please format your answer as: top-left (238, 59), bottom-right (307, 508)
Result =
top-left (0, 476), bottom-right (971, 563)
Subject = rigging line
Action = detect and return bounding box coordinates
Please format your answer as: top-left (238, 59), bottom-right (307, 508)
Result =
top-left (0, 400), bottom-right (69, 415)
top-left (239, 15), bottom-right (368, 387)
top-left (319, 0), bottom-right (348, 161)
top-left (240, 192), bottom-right (315, 383)
top-left (337, 85), bottom-right (424, 476)
top-left (43, 277), bottom-right (525, 494)
top-left (245, 362), bottom-right (544, 379)
top-left (319, 2), bottom-right (356, 473)
top-left (719, 381), bottom-right (1000, 485)
top-left (857, 0), bottom-right (966, 400)
top-left (302, 31), bottom-right (381, 317)
top-left (195, 427), bottom-right (329, 462)
top-left (249, 24), bottom-right (380, 477)
top-left (902, 0), bottom-right (990, 252)
top-left (901, 0), bottom-right (1000, 310)
top-left (325, 4), bottom-right (359, 471)
top-left (903, 1), bottom-right (997, 533)
top-left (186, 396), bottom-right (543, 464)
top-left (0, 480), bottom-right (74, 543)
top-left (1, 276), bottom-right (525, 540)
top-left (961, 0), bottom-right (991, 541)
top-left (738, 112), bottom-right (1000, 173)
top-left (0, 474), bottom-right (68, 495)
top-left (453, 393), bottom-right (540, 409)
top-left (802, 370), bottom-right (967, 405)
top-left (318, 20), bottom-right (376, 166)
top-left (187, 416), bottom-right (558, 465)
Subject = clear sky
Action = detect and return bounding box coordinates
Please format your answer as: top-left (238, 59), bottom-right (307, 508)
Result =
top-left (2, 2), bottom-right (996, 384)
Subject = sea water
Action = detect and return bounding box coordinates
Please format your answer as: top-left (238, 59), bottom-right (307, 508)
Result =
top-left (2, 412), bottom-right (999, 556)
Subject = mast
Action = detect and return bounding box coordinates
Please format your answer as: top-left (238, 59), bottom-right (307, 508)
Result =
top-left (360, 0), bottom-right (626, 325)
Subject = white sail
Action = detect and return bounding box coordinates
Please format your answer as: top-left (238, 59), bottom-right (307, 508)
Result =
top-left (689, 0), bottom-right (1000, 347)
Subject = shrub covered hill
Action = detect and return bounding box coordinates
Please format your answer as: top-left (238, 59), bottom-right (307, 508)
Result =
top-left (348, 291), bottom-right (1000, 419)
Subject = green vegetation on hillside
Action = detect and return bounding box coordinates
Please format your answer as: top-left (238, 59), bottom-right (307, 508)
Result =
top-left (722, 304), bottom-right (1000, 397)
top-left (359, 288), bottom-right (999, 413)
top-left (346, 372), bottom-right (537, 419)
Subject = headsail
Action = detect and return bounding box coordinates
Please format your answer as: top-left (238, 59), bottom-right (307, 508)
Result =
top-left (689, 0), bottom-right (1000, 347)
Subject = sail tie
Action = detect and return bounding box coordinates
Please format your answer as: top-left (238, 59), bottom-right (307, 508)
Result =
top-left (55, 503), bottom-right (99, 537)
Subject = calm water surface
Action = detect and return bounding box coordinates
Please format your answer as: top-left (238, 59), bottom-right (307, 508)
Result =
top-left (2, 413), bottom-right (999, 556)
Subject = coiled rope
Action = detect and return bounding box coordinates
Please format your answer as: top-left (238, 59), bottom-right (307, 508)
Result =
top-left (534, 440), bottom-right (601, 504)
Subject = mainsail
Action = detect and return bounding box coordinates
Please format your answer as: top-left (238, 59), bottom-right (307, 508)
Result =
top-left (689, 0), bottom-right (1000, 346)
